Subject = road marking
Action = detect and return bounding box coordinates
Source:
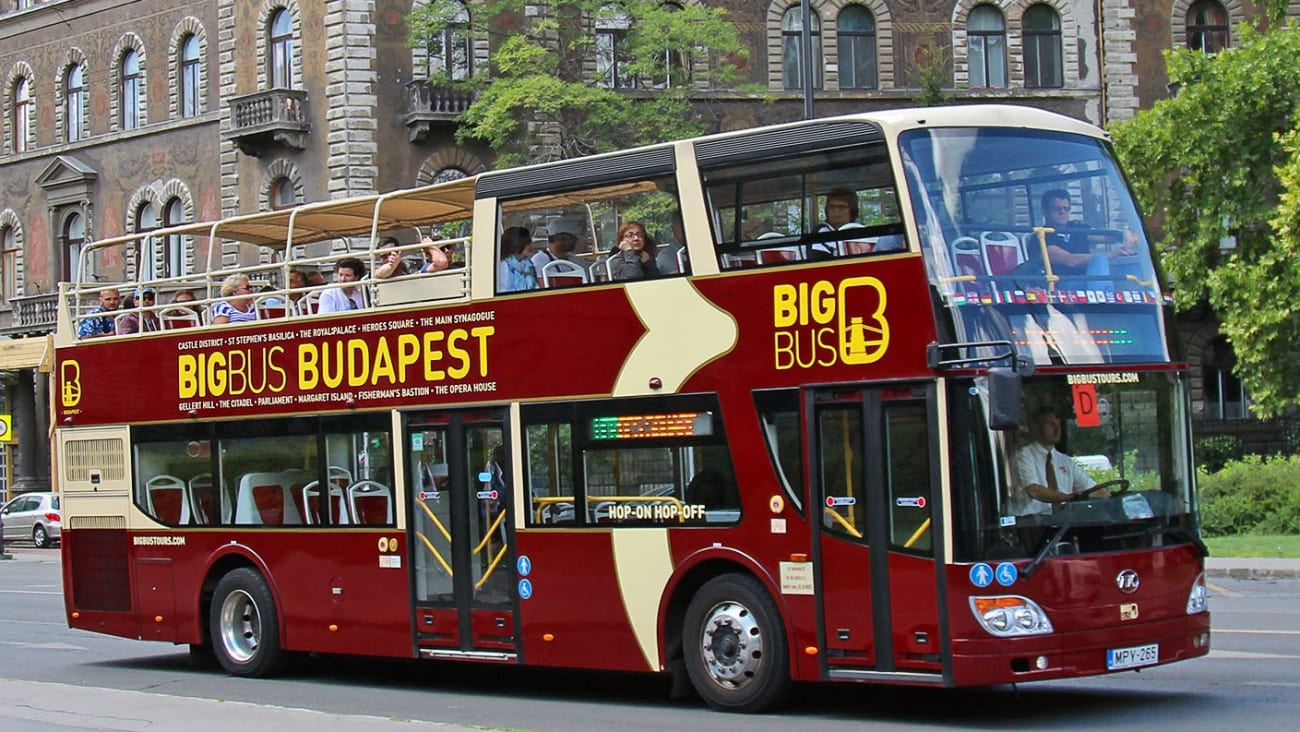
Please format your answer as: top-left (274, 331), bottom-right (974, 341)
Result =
top-left (0, 640), bottom-right (87, 651)
top-left (1207, 582), bottom-right (1241, 597)
top-left (0, 589), bottom-right (62, 595)
top-left (1213, 629), bottom-right (1300, 636)
top-left (1208, 649), bottom-right (1300, 660)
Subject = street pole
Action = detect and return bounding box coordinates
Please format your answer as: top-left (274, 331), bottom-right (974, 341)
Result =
top-left (801, 0), bottom-right (814, 120)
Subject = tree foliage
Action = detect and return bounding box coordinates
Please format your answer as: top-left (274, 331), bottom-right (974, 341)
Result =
top-left (1110, 17), bottom-right (1300, 415)
top-left (408, 0), bottom-right (745, 167)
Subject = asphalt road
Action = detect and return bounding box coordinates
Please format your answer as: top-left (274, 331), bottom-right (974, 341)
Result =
top-left (2, 546), bottom-right (1298, 731)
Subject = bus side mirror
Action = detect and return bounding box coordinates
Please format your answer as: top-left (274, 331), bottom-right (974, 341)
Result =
top-left (987, 367), bottom-right (1021, 430)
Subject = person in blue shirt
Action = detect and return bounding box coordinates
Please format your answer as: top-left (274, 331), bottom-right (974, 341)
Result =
top-left (77, 288), bottom-right (121, 339)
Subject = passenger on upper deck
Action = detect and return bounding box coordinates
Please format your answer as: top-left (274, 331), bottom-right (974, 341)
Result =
top-left (1027, 189), bottom-right (1134, 279)
top-left (374, 236), bottom-right (450, 279)
top-left (530, 220), bottom-right (584, 274)
top-left (319, 258), bottom-right (367, 312)
top-left (498, 226), bottom-right (539, 292)
top-left (211, 275), bottom-right (257, 324)
top-left (116, 287), bottom-right (159, 334)
top-left (171, 289), bottom-right (203, 317)
top-left (654, 213), bottom-right (687, 275)
top-left (78, 288), bottom-right (121, 339)
top-left (1014, 407), bottom-right (1110, 516)
top-left (608, 221), bottom-right (660, 281)
top-left (286, 269), bottom-right (308, 309)
top-left (808, 190), bottom-right (858, 261)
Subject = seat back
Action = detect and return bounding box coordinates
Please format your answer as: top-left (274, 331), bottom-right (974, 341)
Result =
top-left (160, 307), bottom-right (201, 330)
top-left (588, 258), bottom-right (613, 283)
top-left (980, 231), bottom-right (1024, 275)
top-left (146, 474), bottom-right (190, 525)
top-left (348, 480), bottom-right (392, 525)
top-left (188, 473), bottom-right (230, 524)
top-left (952, 236), bottom-right (983, 277)
top-left (759, 246), bottom-right (803, 264)
top-left (302, 479), bottom-right (350, 524)
top-left (541, 258), bottom-right (588, 287)
top-left (255, 295), bottom-right (289, 320)
top-left (298, 290), bottom-right (321, 315)
top-left (235, 471), bottom-right (303, 525)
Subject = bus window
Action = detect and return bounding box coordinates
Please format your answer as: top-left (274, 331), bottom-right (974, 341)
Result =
top-left (583, 443), bottom-right (738, 526)
top-left (817, 405), bottom-right (866, 538)
top-left (701, 141), bottom-right (902, 268)
top-left (754, 390), bottom-right (804, 513)
top-left (135, 433), bottom-right (216, 526)
top-left (498, 175), bottom-right (683, 291)
top-left (526, 422), bottom-right (577, 526)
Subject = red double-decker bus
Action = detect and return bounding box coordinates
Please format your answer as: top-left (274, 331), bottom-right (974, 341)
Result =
top-left (56, 105), bottom-right (1209, 712)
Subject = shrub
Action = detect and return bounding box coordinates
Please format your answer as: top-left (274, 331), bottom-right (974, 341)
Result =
top-left (1195, 435), bottom-right (1244, 473)
top-left (1198, 455), bottom-right (1300, 536)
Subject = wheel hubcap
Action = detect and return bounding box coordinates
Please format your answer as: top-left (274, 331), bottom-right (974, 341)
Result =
top-left (699, 600), bottom-right (763, 689)
top-left (218, 589), bottom-right (261, 664)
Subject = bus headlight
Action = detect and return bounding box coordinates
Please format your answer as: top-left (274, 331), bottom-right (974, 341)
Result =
top-left (1186, 572), bottom-right (1208, 615)
top-left (970, 595), bottom-right (1054, 636)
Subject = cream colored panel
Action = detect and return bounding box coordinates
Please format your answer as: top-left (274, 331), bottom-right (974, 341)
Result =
top-left (613, 278), bottom-right (736, 396)
top-left (612, 528), bottom-right (674, 671)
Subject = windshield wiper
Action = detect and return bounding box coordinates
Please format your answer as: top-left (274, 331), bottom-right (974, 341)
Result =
top-left (1102, 524), bottom-right (1209, 558)
top-left (1022, 520), bottom-right (1072, 579)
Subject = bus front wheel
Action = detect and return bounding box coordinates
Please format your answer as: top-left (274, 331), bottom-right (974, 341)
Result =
top-left (209, 568), bottom-right (287, 677)
top-left (682, 573), bottom-right (792, 713)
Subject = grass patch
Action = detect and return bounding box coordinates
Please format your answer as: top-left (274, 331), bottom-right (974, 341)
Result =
top-left (1204, 534), bottom-right (1300, 558)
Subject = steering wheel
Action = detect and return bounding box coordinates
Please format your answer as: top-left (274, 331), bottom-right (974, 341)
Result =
top-left (1075, 479), bottom-right (1130, 499)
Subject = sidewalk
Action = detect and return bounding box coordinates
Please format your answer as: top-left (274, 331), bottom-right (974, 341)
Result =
top-left (1205, 556), bottom-right (1300, 580)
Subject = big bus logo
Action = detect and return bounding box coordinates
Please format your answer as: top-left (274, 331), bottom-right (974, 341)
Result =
top-left (772, 276), bottom-right (890, 370)
top-left (60, 360), bottom-right (82, 408)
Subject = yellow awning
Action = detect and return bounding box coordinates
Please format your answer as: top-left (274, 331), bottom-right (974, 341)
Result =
top-left (0, 335), bottom-right (52, 372)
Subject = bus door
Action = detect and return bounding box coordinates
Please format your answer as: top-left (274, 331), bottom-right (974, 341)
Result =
top-left (811, 385), bottom-right (943, 680)
top-left (405, 408), bottom-right (518, 659)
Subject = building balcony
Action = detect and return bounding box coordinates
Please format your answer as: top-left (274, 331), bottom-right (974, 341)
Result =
top-left (405, 81), bottom-right (475, 142)
top-left (6, 292), bottom-right (58, 336)
top-left (225, 88), bottom-right (310, 157)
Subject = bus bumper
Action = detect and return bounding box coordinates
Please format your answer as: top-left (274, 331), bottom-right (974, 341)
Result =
top-left (948, 612), bottom-right (1212, 686)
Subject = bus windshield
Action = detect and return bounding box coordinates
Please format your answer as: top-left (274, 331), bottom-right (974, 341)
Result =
top-left (901, 127), bottom-right (1170, 366)
top-left (949, 370), bottom-right (1196, 563)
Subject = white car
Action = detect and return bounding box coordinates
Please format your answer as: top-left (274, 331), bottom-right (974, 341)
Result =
top-left (1, 491), bottom-right (61, 548)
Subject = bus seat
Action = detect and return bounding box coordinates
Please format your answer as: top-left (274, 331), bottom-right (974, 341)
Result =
top-left (302, 479), bottom-right (350, 524)
top-left (541, 258), bottom-right (588, 288)
top-left (328, 466), bottom-right (352, 491)
top-left (145, 474), bottom-right (190, 525)
top-left (952, 236), bottom-right (982, 277)
top-left (188, 473), bottom-right (230, 524)
top-left (980, 231), bottom-right (1024, 275)
top-left (236, 471), bottom-right (303, 525)
top-left (759, 246), bottom-right (803, 264)
top-left (255, 295), bottom-right (289, 320)
top-left (160, 307), bottom-right (201, 330)
top-left (349, 480), bottom-right (392, 525)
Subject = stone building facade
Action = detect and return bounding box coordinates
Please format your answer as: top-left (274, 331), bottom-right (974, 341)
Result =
top-left (0, 0), bottom-right (1285, 498)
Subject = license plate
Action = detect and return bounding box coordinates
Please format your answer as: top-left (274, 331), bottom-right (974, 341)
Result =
top-left (1107, 643), bottom-right (1159, 670)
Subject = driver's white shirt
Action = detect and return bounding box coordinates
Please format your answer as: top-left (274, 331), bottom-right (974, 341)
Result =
top-left (1014, 442), bottom-right (1097, 515)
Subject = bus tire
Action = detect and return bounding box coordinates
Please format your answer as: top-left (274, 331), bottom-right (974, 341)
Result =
top-left (682, 573), bottom-right (792, 713)
top-left (209, 568), bottom-right (287, 677)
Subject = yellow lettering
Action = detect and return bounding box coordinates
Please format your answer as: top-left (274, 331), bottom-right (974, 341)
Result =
top-left (299, 344), bottom-right (319, 390)
top-left (208, 351), bottom-right (227, 396)
top-left (447, 329), bottom-right (470, 379)
top-left (396, 333), bottom-right (420, 381)
top-left (371, 337), bottom-right (396, 385)
top-left (179, 355), bottom-right (199, 398)
top-left (422, 331), bottom-right (446, 381)
top-left (773, 284), bottom-right (797, 328)
top-left (471, 326), bottom-right (494, 377)
top-left (811, 281), bottom-right (835, 325)
top-left (347, 338), bottom-right (369, 387)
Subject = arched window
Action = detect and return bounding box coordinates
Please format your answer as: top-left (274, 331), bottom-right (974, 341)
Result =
top-left (1, 225), bottom-right (17, 300)
top-left (180, 34), bottom-right (201, 117)
top-left (1202, 336), bottom-right (1248, 419)
top-left (426, 1), bottom-right (472, 81)
top-left (270, 177), bottom-right (297, 210)
top-left (270, 8), bottom-right (295, 89)
top-left (782, 7), bottom-right (823, 91)
top-left (121, 49), bottom-right (141, 130)
top-left (64, 211), bottom-right (85, 282)
top-left (164, 197), bottom-right (186, 276)
top-left (432, 167), bottom-right (467, 184)
top-left (968, 6), bottom-right (1007, 89)
top-left (135, 202), bottom-right (159, 281)
top-left (66, 64), bottom-right (85, 142)
top-left (595, 4), bottom-right (633, 89)
top-left (1023, 5), bottom-right (1062, 89)
top-left (12, 77), bottom-right (30, 153)
top-left (1187, 0), bottom-right (1229, 53)
top-left (837, 6), bottom-right (877, 90)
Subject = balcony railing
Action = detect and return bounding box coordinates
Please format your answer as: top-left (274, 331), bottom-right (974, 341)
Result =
top-left (225, 88), bottom-right (310, 157)
top-left (7, 293), bottom-right (58, 335)
top-left (405, 81), bottom-right (475, 142)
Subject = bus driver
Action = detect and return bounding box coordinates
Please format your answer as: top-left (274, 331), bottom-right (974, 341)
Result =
top-left (1014, 408), bottom-right (1109, 515)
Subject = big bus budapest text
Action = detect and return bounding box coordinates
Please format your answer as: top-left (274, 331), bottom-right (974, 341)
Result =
top-left (55, 105), bottom-right (1209, 713)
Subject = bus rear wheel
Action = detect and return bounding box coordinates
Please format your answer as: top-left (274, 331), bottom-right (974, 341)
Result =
top-left (682, 573), bottom-right (791, 713)
top-left (209, 568), bottom-right (287, 677)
